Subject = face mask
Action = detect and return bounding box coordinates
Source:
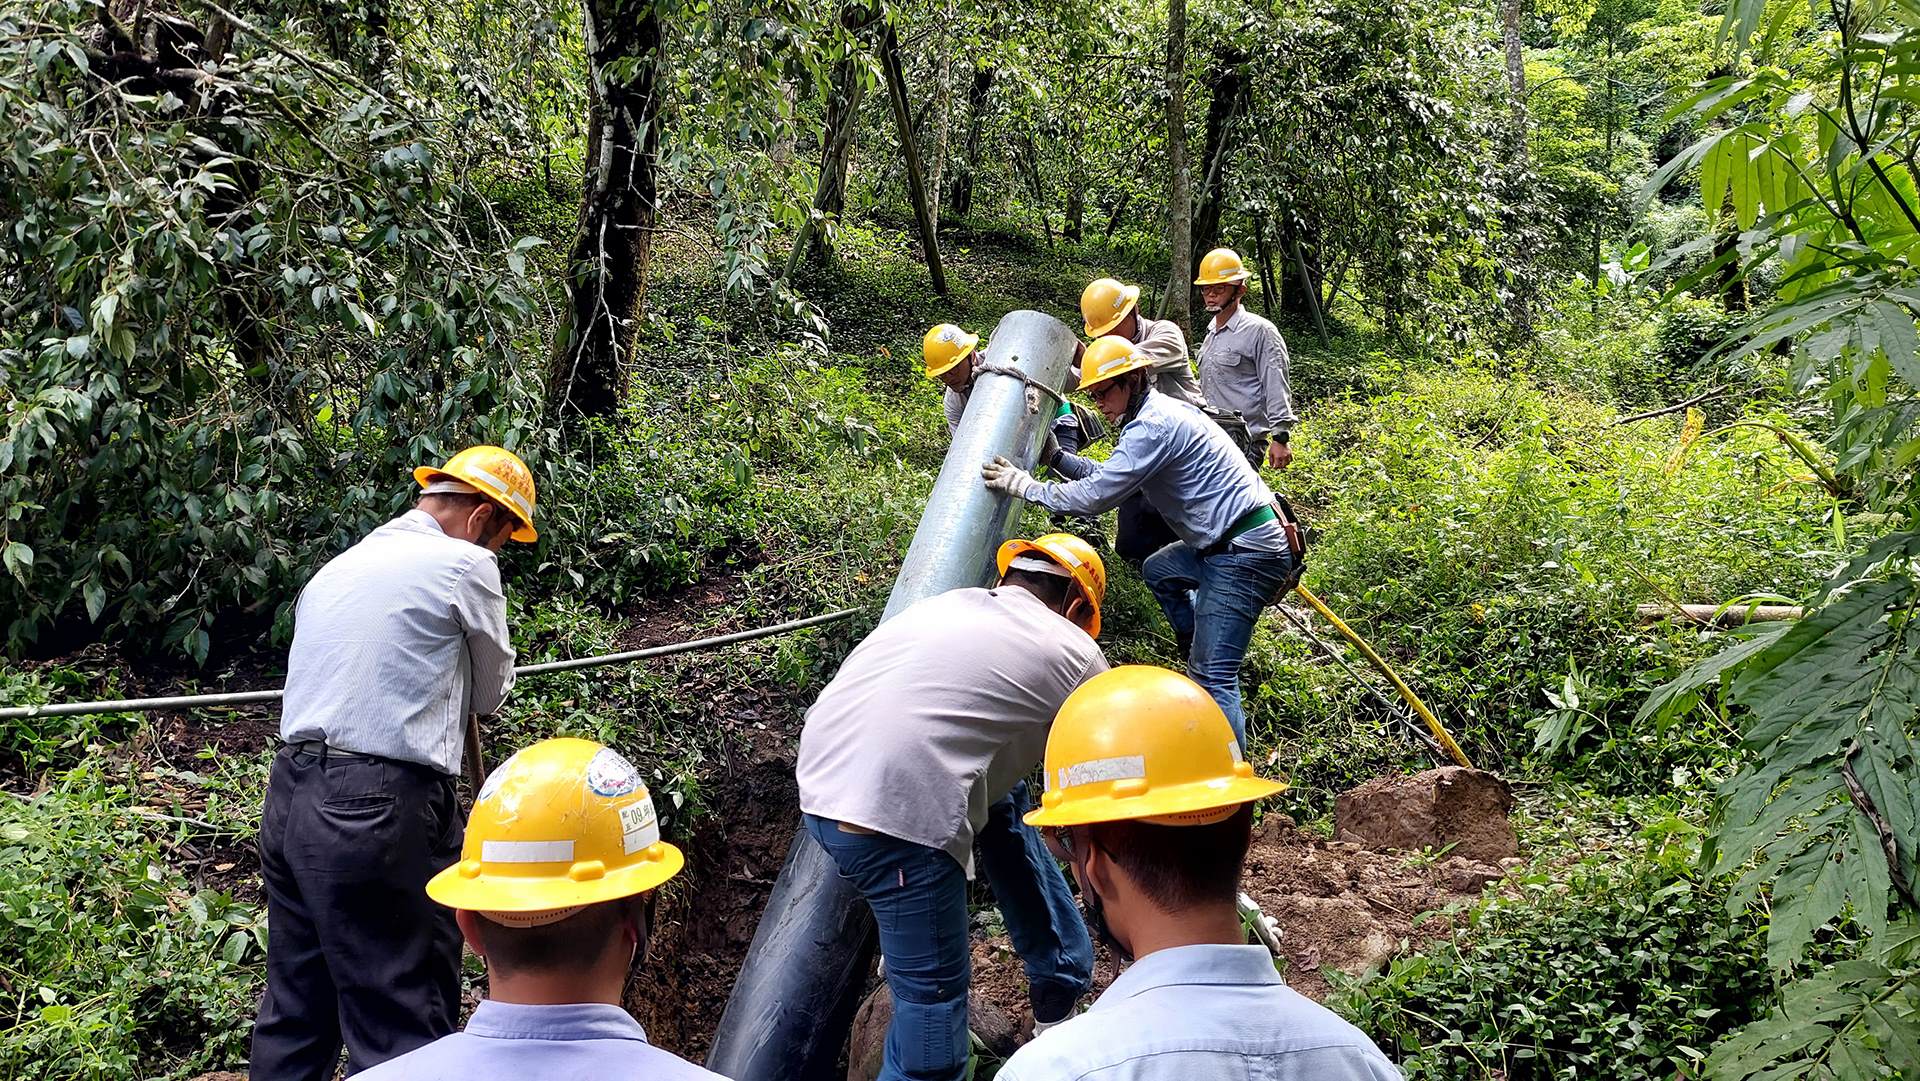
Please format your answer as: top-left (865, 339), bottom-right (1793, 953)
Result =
top-left (1061, 829), bottom-right (1132, 964)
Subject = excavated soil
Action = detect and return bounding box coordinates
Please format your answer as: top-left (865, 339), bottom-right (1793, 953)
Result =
top-left (969, 813), bottom-right (1506, 1024)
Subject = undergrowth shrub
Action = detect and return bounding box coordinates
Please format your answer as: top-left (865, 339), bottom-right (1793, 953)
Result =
top-left (0, 767), bottom-right (264, 1079)
top-left (1289, 370), bottom-right (1829, 783)
top-left (1332, 819), bottom-right (1768, 1079)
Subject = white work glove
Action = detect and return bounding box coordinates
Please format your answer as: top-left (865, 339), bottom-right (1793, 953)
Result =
top-left (982, 455), bottom-right (1037, 499)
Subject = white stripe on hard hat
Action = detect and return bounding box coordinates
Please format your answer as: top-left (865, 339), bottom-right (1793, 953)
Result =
top-left (467, 466), bottom-right (535, 519)
top-left (481, 839), bottom-right (574, 863)
top-left (423, 479), bottom-right (480, 496)
top-left (1057, 754), bottom-right (1146, 790)
top-left (1008, 555), bottom-right (1072, 578)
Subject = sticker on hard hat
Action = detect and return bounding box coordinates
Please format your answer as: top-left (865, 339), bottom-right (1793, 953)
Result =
top-left (939, 327), bottom-right (960, 343)
top-left (1057, 754), bottom-right (1146, 790)
top-left (586, 748), bottom-right (642, 797)
top-left (619, 797), bottom-right (661, 855)
top-left (477, 750), bottom-right (522, 804)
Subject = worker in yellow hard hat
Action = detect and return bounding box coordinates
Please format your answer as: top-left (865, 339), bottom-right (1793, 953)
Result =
top-left (983, 338), bottom-right (1302, 744)
top-left (797, 533), bottom-right (1110, 1081)
top-left (355, 738), bottom-right (727, 1079)
top-left (924, 322), bottom-right (1100, 452)
top-left (995, 667), bottom-right (1402, 1080)
top-left (1078, 278), bottom-right (1206, 565)
top-left (252, 444), bottom-right (538, 1081)
top-left (1194, 247), bottom-right (1299, 472)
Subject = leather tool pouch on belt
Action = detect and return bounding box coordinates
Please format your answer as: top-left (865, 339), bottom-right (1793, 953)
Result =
top-left (1273, 495), bottom-right (1309, 601)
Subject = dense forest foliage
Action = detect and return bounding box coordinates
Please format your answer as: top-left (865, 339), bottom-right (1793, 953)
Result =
top-left (3, 0), bottom-right (1918, 1076)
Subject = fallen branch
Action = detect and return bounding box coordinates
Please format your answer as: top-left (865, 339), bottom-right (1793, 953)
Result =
top-left (1611, 386), bottom-right (1729, 426)
top-left (1636, 602), bottom-right (1803, 626)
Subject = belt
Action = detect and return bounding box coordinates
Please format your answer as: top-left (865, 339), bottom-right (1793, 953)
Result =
top-left (1201, 505), bottom-right (1278, 557)
top-left (282, 740), bottom-right (378, 761)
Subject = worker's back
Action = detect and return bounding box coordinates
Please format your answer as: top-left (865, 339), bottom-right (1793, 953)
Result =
top-left (795, 585), bottom-right (1107, 874)
top-left (280, 509), bottom-right (513, 772)
top-left (997, 943), bottom-right (1402, 1081)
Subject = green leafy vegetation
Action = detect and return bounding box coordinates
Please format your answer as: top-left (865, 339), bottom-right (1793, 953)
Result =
top-left (1334, 798), bottom-right (1772, 1079)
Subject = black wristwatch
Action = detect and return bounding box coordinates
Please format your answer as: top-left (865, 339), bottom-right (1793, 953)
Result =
top-left (1274, 430), bottom-right (1291, 445)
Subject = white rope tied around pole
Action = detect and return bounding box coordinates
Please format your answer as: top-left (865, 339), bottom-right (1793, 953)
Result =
top-left (0, 608), bottom-right (863, 721)
top-left (974, 360), bottom-right (1068, 413)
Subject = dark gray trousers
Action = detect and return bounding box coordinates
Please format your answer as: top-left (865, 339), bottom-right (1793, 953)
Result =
top-left (249, 745), bottom-right (463, 1080)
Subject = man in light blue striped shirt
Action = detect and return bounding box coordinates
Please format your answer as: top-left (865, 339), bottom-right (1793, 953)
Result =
top-left (250, 446), bottom-right (538, 1081)
top-left (1001, 666), bottom-right (1401, 1081)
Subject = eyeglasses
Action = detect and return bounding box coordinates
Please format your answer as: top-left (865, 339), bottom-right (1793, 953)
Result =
top-left (1041, 825), bottom-right (1076, 862)
top-left (1087, 380), bottom-right (1128, 403)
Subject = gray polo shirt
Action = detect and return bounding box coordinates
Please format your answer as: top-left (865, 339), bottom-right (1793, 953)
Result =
top-left (796, 587), bottom-right (1108, 875)
top-left (1199, 306), bottom-right (1298, 438)
top-left (280, 509), bottom-right (515, 775)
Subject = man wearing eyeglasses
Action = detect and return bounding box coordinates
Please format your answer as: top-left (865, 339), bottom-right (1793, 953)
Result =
top-left (981, 336), bottom-right (1299, 744)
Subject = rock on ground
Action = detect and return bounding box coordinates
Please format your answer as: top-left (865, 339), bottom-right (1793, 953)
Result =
top-left (847, 982), bottom-right (1020, 1081)
top-left (1334, 766), bottom-right (1517, 863)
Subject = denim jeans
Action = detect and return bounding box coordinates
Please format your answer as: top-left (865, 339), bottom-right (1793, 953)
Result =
top-left (804, 784), bottom-right (1091, 1081)
top-left (1142, 542), bottom-right (1297, 744)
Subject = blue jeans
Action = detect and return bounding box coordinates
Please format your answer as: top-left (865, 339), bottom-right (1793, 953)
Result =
top-left (1142, 542), bottom-right (1296, 744)
top-left (804, 783), bottom-right (1091, 1081)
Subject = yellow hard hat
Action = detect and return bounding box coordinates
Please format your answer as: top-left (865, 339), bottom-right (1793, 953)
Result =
top-left (427, 738), bottom-right (685, 917)
top-left (413, 445), bottom-right (539, 543)
top-left (1194, 247), bottom-right (1252, 287)
top-left (1080, 278), bottom-right (1141, 337)
top-left (1077, 335), bottom-right (1156, 391)
top-left (1025, 666), bottom-right (1287, 829)
top-left (996, 532), bottom-right (1107, 638)
top-left (922, 324), bottom-right (979, 379)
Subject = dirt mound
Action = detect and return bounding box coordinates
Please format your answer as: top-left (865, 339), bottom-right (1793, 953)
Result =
top-left (847, 981), bottom-right (1020, 1081)
top-left (1244, 815), bottom-right (1502, 998)
top-left (966, 813), bottom-right (1507, 1026)
top-left (1335, 766), bottom-right (1516, 863)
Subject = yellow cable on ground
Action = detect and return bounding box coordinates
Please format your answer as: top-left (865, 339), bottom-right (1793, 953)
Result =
top-left (1293, 585), bottom-right (1473, 770)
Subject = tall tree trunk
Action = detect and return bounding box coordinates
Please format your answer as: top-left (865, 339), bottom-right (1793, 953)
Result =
top-left (1161, 0), bottom-right (1192, 330)
top-left (1501, 0), bottom-right (1534, 336)
top-left (879, 21), bottom-right (948, 295)
top-left (546, 0), bottom-right (663, 424)
top-left (1104, 191), bottom-right (1130, 238)
top-left (799, 46), bottom-right (866, 267)
top-left (926, 0), bottom-right (954, 223)
top-left (1188, 48), bottom-right (1249, 319)
top-left (879, 19), bottom-right (947, 294)
top-left (1251, 213), bottom-right (1278, 317)
top-left (948, 64), bottom-right (993, 219)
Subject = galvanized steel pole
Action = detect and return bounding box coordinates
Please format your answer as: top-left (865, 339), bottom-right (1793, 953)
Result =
top-left (705, 310), bottom-right (1080, 1081)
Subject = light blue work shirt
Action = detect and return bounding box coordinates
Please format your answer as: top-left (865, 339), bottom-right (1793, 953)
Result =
top-left (280, 509), bottom-right (515, 775)
top-left (997, 944), bottom-right (1402, 1081)
top-left (1030, 390), bottom-right (1285, 552)
top-left (354, 1001), bottom-right (725, 1080)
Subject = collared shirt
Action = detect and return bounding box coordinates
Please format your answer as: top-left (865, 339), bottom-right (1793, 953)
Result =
top-left (354, 1000), bottom-right (724, 1080)
top-left (1199, 306), bottom-right (1298, 437)
top-left (1131, 313), bottom-right (1208, 409)
top-left (944, 384), bottom-right (970, 436)
top-left (280, 509), bottom-right (515, 775)
top-left (1031, 391), bottom-right (1285, 552)
top-left (796, 587), bottom-right (1108, 876)
top-left (997, 944), bottom-right (1403, 1081)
